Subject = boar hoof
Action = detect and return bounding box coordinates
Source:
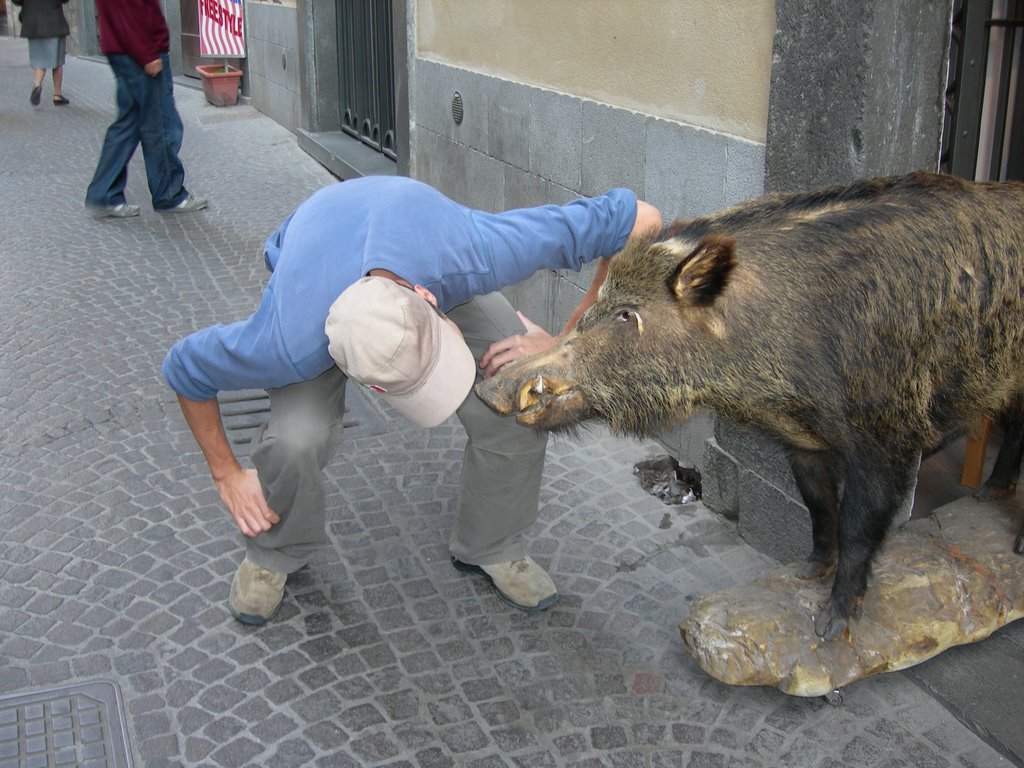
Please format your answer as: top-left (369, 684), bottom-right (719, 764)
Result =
top-left (796, 558), bottom-right (834, 581)
top-left (973, 481), bottom-right (1015, 502)
top-left (813, 602), bottom-right (849, 642)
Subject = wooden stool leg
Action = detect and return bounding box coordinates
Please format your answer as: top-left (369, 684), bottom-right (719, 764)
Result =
top-left (961, 415), bottom-right (992, 488)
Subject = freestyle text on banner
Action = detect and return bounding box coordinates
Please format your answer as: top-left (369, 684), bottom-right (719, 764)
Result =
top-left (199, 0), bottom-right (246, 58)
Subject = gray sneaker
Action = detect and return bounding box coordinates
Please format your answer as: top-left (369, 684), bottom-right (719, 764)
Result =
top-left (87, 202), bottom-right (141, 219)
top-left (229, 557), bottom-right (286, 625)
top-left (161, 194), bottom-right (208, 214)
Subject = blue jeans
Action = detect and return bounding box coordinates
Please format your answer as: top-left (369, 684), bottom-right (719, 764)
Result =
top-left (85, 53), bottom-right (189, 210)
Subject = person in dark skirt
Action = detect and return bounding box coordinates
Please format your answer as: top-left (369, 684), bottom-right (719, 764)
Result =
top-left (12, 0), bottom-right (71, 106)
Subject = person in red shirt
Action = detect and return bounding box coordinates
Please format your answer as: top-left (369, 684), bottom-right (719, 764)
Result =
top-left (84, 0), bottom-right (207, 218)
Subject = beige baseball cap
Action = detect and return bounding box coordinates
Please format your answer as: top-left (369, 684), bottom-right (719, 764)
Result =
top-left (325, 276), bottom-right (476, 427)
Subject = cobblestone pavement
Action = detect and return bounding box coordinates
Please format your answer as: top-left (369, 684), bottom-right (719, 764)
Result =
top-left (0, 38), bottom-right (1017, 768)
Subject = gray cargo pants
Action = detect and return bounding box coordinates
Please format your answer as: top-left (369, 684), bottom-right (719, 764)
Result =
top-left (244, 292), bottom-right (549, 574)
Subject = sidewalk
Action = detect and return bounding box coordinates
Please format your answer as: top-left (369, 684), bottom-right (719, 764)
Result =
top-left (0, 38), bottom-right (1019, 767)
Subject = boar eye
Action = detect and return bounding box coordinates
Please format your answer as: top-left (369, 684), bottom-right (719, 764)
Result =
top-left (614, 309), bottom-right (644, 335)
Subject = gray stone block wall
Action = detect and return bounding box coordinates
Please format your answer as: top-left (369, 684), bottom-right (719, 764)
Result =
top-left (410, 58), bottom-right (764, 468)
top-left (707, 0), bottom-right (953, 562)
top-left (245, 3), bottom-right (301, 132)
top-left (701, 421), bottom-right (812, 564)
top-left (861, 1), bottom-right (951, 175)
top-left (646, 119), bottom-right (766, 221)
top-left (766, 0), bottom-right (951, 192)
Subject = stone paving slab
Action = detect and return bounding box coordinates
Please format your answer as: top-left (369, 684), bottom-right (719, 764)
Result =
top-left (0, 36), bottom-right (1018, 768)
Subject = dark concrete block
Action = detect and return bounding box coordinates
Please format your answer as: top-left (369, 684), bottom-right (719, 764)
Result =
top-left (904, 627), bottom-right (1024, 766)
top-left (738, 468), bottom-right (812, 564)
top-left (700, 438), bottom-right (740, 521)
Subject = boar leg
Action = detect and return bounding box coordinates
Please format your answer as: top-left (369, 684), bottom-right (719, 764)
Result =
top-left (814, 450), bottom-right (916, 641)
top-left (789, 450), bottom-right (841, 579)
top-left (971, 397), bottom-right (1024, 556)
top-left (974, 404), bottom-right (1024, 502)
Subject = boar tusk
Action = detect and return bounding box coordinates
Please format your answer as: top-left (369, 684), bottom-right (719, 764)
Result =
top-left (635, 312), bottom-right (644, 336)
top-left (517, 374), bottom-right (546, 412)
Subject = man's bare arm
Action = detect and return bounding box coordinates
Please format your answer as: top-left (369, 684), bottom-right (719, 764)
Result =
top-left (559, 200), bottom-right (663, 335)
top-left (479, 200), bottom-right (663, 377)
top-left (176, 394), bottom-right (280, 536)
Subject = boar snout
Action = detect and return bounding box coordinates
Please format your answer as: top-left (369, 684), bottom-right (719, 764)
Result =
top-left (475, 372), bottom-right (582, 427)
top-left (474, 374), bottom-right (519, 416)
top-left (474, 339), bottom-right (594, 430)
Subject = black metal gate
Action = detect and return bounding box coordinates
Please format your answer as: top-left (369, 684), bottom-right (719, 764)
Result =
top-left (336, 0), bottom-right (397, 160)
top-left (942, 0), bottom-right (1024, 181)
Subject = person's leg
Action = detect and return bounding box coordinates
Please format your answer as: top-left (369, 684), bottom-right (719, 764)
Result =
top-left (30, 67), bottom-right (43, 105)
top-left (138, 53), bottom-right (189, 210)
top-left (447, 293), bottom-right (556, 610)
top-left (51, 38), bottom-right (67, 103)
top-left (247, 366), bottom-right (348, 571)
top-left (85, 55), bottom-right (143, 210)
top-left (27, 38), bottom-right (43, 104)
top-left (231, 366), bottom-right (348, 623)
top-left (51, 65), bottom-right (64, 101)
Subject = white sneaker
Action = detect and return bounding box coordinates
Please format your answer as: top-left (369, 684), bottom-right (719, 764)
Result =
top-left (87, 202), bottom-right (140, 219)
top-left (452, 555), bottom-right (558, 612)
top-left (161, 194), bottom-right (208, 214)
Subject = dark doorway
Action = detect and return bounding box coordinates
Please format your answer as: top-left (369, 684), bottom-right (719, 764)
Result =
top-left (180, 0), bottom-right (201, 78)
top-left (297, 0), bottom-right (406, 179)
top-left (336, 0), bottom-right (397, 160)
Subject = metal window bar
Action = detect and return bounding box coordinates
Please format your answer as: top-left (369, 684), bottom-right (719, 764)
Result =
top-left (374, 2), bottom-right (397, 158)
top-left (336, 0), bottom-right (397, 161)
top-left (941, 0), bottom-right (1024, 181)
top-left (982, 12), bottom-right (1024, 179)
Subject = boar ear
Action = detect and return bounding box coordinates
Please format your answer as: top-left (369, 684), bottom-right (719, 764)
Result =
top-left (668, 236), bottom-right (735, 307)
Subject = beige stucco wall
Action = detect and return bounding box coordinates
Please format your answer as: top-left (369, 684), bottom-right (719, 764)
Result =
top-left (415, 0), bottom-right (775, 144)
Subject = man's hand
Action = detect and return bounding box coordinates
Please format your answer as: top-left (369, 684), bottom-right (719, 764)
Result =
top-left (176, 394), bottom-right (279, 537)
top-left (144, 58), bottom-right (163, 77)
top-left (480, 311), bottom-right (556, 378)
top-left (215, 467), bottom-right (281, 537)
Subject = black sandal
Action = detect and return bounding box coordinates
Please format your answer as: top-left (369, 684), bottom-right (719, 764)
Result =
top-left (30, 85), bottom-right (41, 106)
top-left (53, 96), bottom-right (70, 106)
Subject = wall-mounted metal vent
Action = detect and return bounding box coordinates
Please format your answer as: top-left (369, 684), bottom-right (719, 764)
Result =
top-left (452, 91), bottom-right (464, 125)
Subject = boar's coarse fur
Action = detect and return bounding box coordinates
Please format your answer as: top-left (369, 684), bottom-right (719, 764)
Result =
top-left (476, 171), bottom-right (1024, 640)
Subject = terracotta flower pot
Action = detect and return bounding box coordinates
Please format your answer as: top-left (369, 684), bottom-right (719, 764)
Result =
top-left (196, 64), bottom-right (242, 107)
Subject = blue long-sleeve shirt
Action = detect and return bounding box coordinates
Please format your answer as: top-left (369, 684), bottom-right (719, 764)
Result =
top-left (163, 176), bottom-right (638, 402)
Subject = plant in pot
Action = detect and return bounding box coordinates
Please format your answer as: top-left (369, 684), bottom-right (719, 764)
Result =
top-left (196, 62), bottom-right (242, 107)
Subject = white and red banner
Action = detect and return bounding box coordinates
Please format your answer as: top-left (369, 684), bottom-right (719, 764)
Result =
top-left (199, 0), bottom-right (246, 58)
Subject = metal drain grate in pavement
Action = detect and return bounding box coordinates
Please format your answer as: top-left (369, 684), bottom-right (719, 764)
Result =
top-left (0, 681), bottom-right (133, 768)
top-left (219, 385), bottom-right (390, 457)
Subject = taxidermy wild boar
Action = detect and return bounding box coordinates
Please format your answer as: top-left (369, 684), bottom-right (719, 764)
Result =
top-left (477, 171), bottom-right (1024, 640)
